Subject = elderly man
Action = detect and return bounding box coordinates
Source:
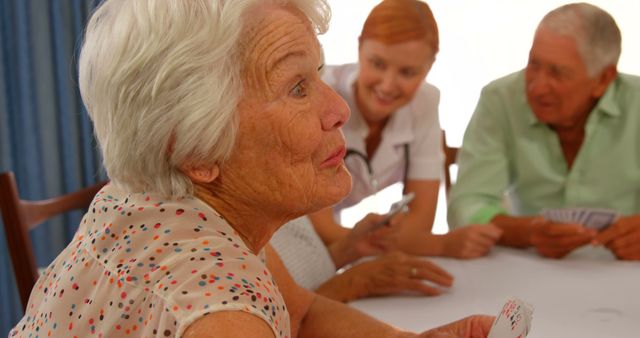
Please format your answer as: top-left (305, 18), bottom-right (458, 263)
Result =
top-left (448, 3), bottom-right (640, 260)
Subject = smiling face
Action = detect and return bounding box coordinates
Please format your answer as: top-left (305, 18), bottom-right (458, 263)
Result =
top-left (219, 5), bottom-right (352, 220)
top-left (355, 38), bottom-right (434, 125)
top-left (525, 27), bottom-right (610, 128)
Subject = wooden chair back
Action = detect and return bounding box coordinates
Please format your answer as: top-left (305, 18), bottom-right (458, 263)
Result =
top-left (441, 131), bottom-right (459, 198)
top-left (0, 171), bottom-right (107, 311)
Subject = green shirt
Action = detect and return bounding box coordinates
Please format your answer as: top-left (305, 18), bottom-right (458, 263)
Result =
top-left (448, 70), bottom-right (640, 227)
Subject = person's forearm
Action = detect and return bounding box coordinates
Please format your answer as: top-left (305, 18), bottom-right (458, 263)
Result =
top-left (389, 209), bottom-right (445, 256)
top-left (328, 238), bottom-right (361, 269)
top-left (315, 271), bottom-right (367, 303)
top-left (298, 294), bottom-right (414, 338)
top-left (396, 230), bottom-right (445, 256)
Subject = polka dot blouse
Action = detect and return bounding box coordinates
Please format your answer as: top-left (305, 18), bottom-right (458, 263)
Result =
top-left (10, 183), bottom-right (290, 338)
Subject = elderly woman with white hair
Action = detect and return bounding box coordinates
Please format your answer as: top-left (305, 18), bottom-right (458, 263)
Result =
top-left (10, 0), bottom-right (493, 337)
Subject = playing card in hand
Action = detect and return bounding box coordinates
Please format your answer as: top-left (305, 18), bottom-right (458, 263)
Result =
top-left (487, 297), bottom-right (534, 338)
top-left (541, 207), bottom-right (618, 230)
top-left (582, 209), bottom-right (619, 230)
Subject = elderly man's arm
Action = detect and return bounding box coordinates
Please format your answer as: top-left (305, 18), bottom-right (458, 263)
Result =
top-left (447, 86), bottom-right (512, 230)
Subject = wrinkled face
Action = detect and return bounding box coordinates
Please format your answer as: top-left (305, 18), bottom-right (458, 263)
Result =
top-left (525, 27), bottom-right (604, 127)
top-left (223, 5), bottom-right (352, 218)
top-left (356, 39), bottom-right (434, 124)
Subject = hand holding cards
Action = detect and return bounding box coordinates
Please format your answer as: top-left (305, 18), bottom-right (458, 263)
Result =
top-left (487, 297), bottom-right (534, 338)
top-left (541, 207), bottom-right (619, 231)
top-left (373, 192), bottom-right (415, 228)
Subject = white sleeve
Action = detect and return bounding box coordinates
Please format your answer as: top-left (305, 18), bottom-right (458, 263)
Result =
top-left (406, 83), bottom-right (443, 181)
top-left (269, 217), bottom-right (337, 290)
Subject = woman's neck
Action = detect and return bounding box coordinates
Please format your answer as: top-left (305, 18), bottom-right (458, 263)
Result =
top-left (353, 83), bottom-right (389, 159)
top-left (193, 184), bottom-right (276, 254)
top-left (365, 122), bottom-right (385, 159)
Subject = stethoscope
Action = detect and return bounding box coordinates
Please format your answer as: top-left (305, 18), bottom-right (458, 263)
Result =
top-left (345, 143), bottom-right (410, 193)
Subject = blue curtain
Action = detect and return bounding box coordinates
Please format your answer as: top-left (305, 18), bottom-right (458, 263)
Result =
top-left (0, 0), bottom-right (103, 333)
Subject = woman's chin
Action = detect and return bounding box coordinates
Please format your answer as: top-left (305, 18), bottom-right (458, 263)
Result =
top-left (326, 166), bottom-right (353, 205)
top-left (310, 166), bottom-right (352, 211)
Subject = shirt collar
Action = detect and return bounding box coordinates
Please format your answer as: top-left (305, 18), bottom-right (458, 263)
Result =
top-left (593, 77), bottom-right (621, 117)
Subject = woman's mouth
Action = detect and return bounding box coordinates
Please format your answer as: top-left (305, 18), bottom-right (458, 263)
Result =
top-left (320, 145), bottom-right (346, 169)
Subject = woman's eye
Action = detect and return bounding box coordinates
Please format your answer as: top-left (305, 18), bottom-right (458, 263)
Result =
top-left (290, 81), bottom-right (307, 97)
top-left (401, 69), bottom-right (417, 77)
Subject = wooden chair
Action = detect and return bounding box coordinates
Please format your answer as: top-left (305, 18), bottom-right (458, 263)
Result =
top-left (441, 130), bottom-right (459, 198)
top-left (0, 171), bottom-right (107, 311)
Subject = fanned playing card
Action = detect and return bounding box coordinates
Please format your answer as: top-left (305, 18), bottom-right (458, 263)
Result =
top-left (487, 297), bottom-right (534, 338)
top-left (541, 207), bottom-right (618, 230)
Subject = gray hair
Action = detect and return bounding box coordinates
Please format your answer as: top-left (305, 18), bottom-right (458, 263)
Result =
top-left (538, 2), bottom-right (621, 76)
top-left (79, 0), bottom-right (330, 197)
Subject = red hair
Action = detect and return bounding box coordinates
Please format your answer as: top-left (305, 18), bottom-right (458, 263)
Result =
top-left (360, 0), bottom-right (439, 53)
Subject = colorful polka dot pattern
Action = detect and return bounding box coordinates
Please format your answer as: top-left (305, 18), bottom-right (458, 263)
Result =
top-left (10, 183), bottom-right (290, 337)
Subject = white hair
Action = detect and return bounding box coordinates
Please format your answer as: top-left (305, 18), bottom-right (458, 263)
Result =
top-left (79, 0), bottom-right (330, 197)
top-left (538, 2), bottom-right (621, 76)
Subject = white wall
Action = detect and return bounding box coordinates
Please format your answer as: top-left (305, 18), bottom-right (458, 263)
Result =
top-left (322, 1), bottom-right (640, 231)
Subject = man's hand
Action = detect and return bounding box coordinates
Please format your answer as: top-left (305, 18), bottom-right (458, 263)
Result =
top-left (491, 214), bottom-right (540, 248)
top-left (441, 224), bottom-right (503, 259)
top-left (530, 221), bottom-right (595, 258)
top-left (418, 315), bottom-right (495, 338)
top-left (594, 215), bottom-right (640, 260)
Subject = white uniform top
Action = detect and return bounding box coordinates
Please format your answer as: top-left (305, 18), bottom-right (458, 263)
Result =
top-left (270, 216), bottom-right (337, 290)
top-left (322, 63), bottom-right (444, 210)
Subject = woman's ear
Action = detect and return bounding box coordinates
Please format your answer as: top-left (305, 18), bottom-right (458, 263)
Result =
top-left (183, 165), bottom-right (220, 183)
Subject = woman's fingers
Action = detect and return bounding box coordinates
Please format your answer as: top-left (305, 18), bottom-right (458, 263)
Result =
top-left (398, 279), bottom-right (445, 296)
top-left (367, 253), bottom-right (454, 296)
top-left (411, 260), bottom-right (454, 287)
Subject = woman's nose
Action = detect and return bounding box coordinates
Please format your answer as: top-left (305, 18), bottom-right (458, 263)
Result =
top-left (378, 70), bottom-right (397, 93)
top-left (321, 87), bottom-right (350, 130)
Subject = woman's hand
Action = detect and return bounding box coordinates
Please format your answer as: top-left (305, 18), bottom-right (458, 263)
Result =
top-left (329, 213), bottom-right (402, 268)
top-left (316, 251), bottom-right (453, 302)
top-left (441, 224), bottom-right (503, 259)
top-left (418, 315), bottom-right (495, 338)
top-left (350, 212), bottom-right (403, 255)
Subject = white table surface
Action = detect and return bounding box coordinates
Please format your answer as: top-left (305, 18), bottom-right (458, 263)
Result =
top-left (349, 246), bottom-right (640, 337)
